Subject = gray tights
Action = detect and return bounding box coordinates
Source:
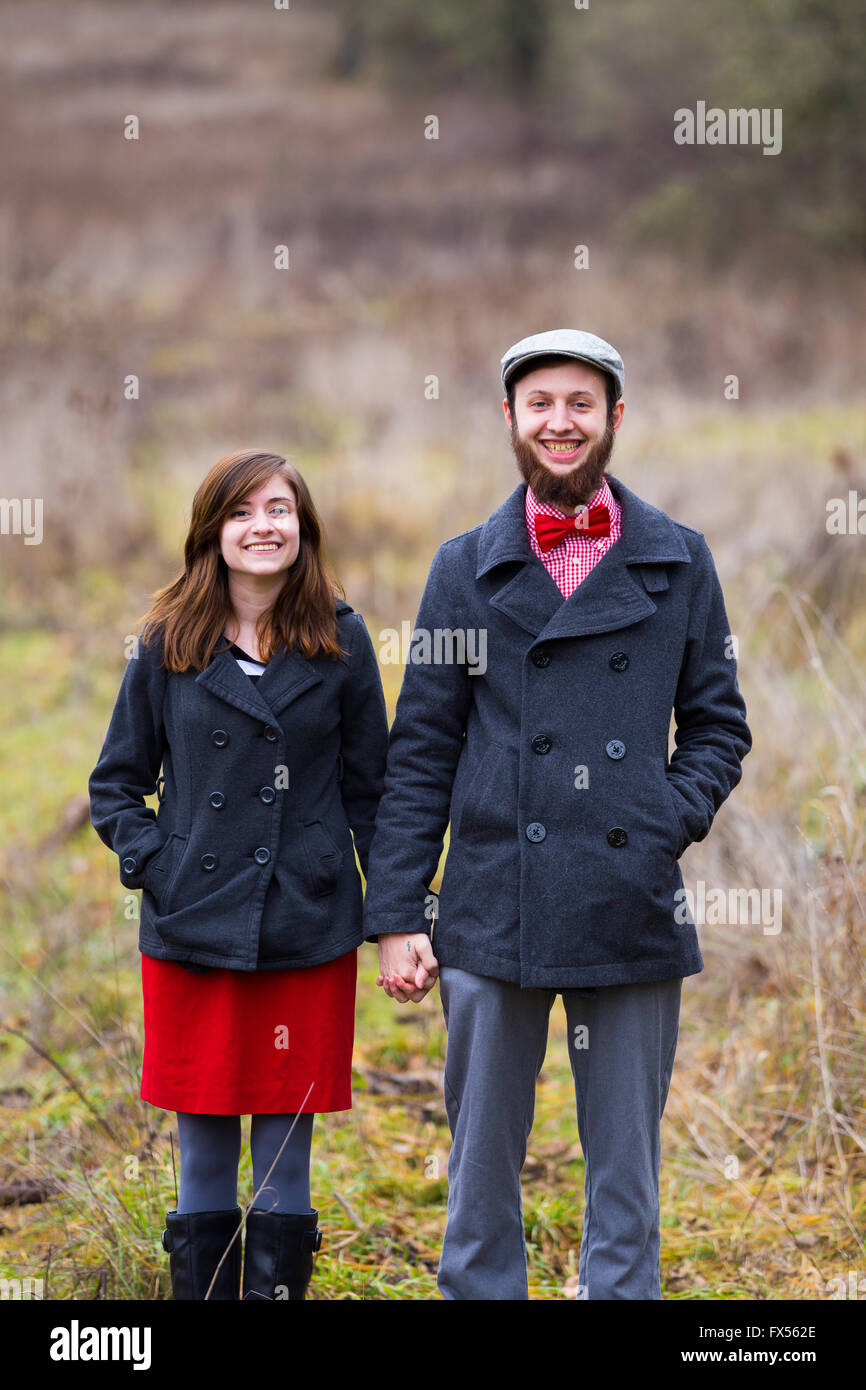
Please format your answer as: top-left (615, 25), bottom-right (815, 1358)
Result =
top-left (176, 1112), bottom-right (314, 1215)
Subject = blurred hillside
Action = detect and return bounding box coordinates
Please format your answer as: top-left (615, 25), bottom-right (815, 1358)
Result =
top-left (0, 0), bottom-right (862, 610)
top-left (338, 0), bottom-right (865, 263)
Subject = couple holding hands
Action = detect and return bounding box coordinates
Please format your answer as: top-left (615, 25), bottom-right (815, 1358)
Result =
top-left (89, 328), bottom-right (751, 1302)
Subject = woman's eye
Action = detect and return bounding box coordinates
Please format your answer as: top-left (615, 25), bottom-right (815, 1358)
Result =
top-left (228, 505), bottom-right (292, 518)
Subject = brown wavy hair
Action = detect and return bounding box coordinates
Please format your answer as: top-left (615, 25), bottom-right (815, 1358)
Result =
top-left (138, 450), bottom-right (346, 672)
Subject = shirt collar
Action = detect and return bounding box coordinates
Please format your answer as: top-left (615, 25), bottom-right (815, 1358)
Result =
top-left (477, 476), bottom-right (692, 580)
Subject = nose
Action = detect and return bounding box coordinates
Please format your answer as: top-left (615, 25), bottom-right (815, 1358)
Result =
top-left (545, 400), bottom-right (574, 432)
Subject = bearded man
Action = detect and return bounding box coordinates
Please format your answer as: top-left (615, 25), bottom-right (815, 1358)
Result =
top-left (363, 329), bottom-right (751, 1300)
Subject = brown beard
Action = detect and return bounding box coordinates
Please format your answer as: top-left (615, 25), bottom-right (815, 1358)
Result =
top-left (510, 416), bottom-right (616, 510)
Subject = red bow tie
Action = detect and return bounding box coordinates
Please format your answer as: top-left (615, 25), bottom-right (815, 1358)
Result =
top-left (534, 504), bottom-right (611, 553)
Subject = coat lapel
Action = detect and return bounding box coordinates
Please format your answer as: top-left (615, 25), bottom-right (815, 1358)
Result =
top-left (194, 621), bottom-right (339, 721)
top-left (256, 646), bottom-right (324, 716)
top-left (476, 475), bottom-right (692, 640)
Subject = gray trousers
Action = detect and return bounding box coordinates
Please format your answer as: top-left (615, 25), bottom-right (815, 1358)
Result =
top-left (437, 966), bottom-right (682, 1300)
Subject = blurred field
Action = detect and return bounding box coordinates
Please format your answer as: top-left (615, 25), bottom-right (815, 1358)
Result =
top-left (0, 1), bottom-right (864, 1300)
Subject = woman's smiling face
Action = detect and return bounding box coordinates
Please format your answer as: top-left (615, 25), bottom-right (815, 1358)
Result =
top-left (219, 471), bottom-right (301, 577)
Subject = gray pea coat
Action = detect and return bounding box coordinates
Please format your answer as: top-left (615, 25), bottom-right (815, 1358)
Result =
top-left (362, 474), bottom-right (752, 989)
top-left (88, 601), bottom-right (389, 971)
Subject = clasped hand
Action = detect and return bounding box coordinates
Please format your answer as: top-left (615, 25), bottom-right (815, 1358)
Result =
top-left (377, 932), bottom-right (439, 1003)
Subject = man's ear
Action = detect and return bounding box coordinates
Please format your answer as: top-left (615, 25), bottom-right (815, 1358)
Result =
top-left (612, 400), bottom-right (625, 432)
top-left (503, 397), bottom-right (513, 427)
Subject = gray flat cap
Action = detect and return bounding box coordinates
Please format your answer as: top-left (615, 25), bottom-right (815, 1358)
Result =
top-left (500, 329), bottom-right (624, 399)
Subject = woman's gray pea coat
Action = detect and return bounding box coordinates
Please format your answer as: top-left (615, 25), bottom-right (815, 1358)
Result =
top-left (89, 601), bottom-right (389, 971)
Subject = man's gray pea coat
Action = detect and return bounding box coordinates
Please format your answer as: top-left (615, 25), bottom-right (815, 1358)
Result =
top-left (362, 474), bottom-right (752, 989)
top-left (88, 601), bottom-right (389, 971)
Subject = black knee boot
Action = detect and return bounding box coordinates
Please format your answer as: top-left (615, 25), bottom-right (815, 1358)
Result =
top-left (241, 1208), bottom-right (322, 1300)
top-left (162, 1206), bottom-right (243, 1300)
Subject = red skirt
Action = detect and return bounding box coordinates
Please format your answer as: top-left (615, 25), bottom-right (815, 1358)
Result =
top-left (140, 949), bottom-right (357, 1114)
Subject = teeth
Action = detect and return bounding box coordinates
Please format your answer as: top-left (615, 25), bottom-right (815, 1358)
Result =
top-left (246, 543), bottom-right (279, 551)
top-left (543, 441), bottom-right (582, 453)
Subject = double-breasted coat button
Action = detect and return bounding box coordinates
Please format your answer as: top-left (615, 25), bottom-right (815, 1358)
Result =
top-left (525, 822), bottom-right (547, 842)
top-left (201, 853), bottom-right (218, 871)
top-left (532, 648), bottom-right (551, 668)
top-left (254, 847), bottom-right (271, 865)
top-left (607, 827), bottom-right (628, 847)
top-left (209, 791), bottom-right (225, 809)
top-left (121, 856), bottom-right (137, 874)
top-left (263, 725), bottom-right (279, 742)
top-left (531, 734), bottom-right (553, 755)
top-left (609, 651), bottom-right (629, 672)
top-left (259, 786), bottom-right (276, 804)
top-left (211, 729), bottom-right (229, 747)
top-left (605, 739), bottom-right (626, 759)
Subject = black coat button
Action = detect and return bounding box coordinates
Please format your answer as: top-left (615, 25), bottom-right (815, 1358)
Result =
top-left (607, 827), bottom-right (628, 847)
top-left (525, 822), bottom-right (547, 842)
top-left (121, 856), bottom-right (137, 874)
top-left (254, 847), bottom-right (271, 865)
top-left (201, 853), bottom-right (218, 871)
top-left (532, 648), bottom-right (551, 668)
top-left (531, 734), bottom-right (553, 755)
top-left (605, 739), bottom-right (626, 759)
top-left (263, 726), bottom-right (279, 743)
top-left (211, 729), bottom-right (229, 747)
top-left (209, 792), bottom-right (225, 809)
top-left (259, 786), bottom-right (276, 805)
top-left (609, 651), bottom-right (629, 672)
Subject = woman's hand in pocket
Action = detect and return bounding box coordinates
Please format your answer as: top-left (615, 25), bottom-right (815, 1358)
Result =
top-left (377, 932), bottom-right (439, 1004)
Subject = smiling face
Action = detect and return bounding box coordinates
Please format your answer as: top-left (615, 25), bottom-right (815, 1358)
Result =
top-left (219, 471), bottom-right (301, 578)
top-left (503, 359), bottom-right (624, 512)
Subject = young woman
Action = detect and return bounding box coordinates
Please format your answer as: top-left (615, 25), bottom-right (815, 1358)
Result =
top-left (89, 449), bottom-right (389, 1300)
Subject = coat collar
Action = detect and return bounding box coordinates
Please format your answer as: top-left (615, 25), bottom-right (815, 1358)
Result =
top-left (475, 474), bottom-right (692, 640)
top-left (193, 599), bottom-right (353, 719)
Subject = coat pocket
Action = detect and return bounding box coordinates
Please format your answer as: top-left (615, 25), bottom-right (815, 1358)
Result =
top-left (457, 741), bottom-right (518, 843)
top-left (142, 832), bottom-right (188, 915)
top-left (300, 820), bottom-right (343, 897)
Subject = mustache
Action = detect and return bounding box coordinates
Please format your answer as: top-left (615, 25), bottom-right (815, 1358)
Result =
top-left (510, 419), bottom-right (616, 509)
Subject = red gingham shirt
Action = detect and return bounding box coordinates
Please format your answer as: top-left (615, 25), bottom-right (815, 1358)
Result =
top-left (525, 476), bottom-right (622, 598)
